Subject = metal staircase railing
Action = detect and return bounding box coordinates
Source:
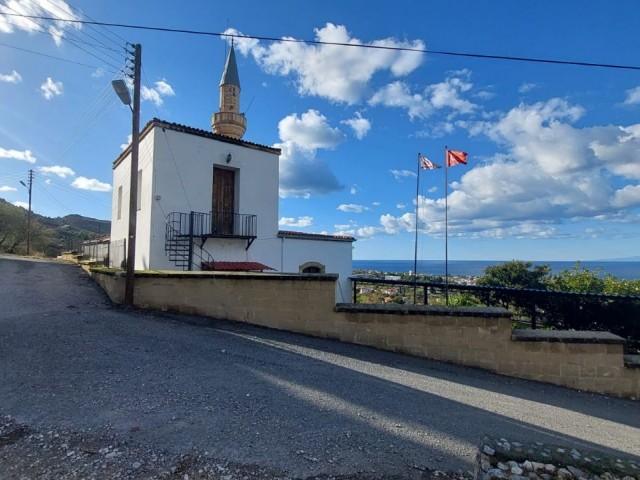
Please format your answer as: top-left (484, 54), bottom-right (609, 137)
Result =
top-left (164, 212), bottom-right (214, 271)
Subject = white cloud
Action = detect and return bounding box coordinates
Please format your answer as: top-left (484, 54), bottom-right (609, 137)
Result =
top-left (39, 165), bottom-right (75, 178)
top-left (277, 140), bottom-right (342, 198)
top-left (371, 201), bottom-right (381, 207)
top-left (612, 184), bottom-right (640, 208)
top-left (350, 185), bottom-right (358, 195)
top-left (370, 70), bottom-right (478, 119)
top-left (71, 177), bottom-right (111, 192)
top-left (390, 169), bottom-right (416, 180)
top-left (278, 216), bottom-right (314, 227)
top-left (341, 112), bottom-right (371, 139)
top-left (518, 82), bottom-right (538, 94)
top-left (623, 86), bottom-right (640, 106)
top-left (0, 0), bottom-right (82, 45)
top-left (0, 185), bottom-right (17, 192)
top-left (141, 79), bottom-right (175, 107)
top-left (120, 134), bottom-right (132, 151)
top-left (91, 67), bottom-right (105, 79)
top-left (278, 110), bottom-right (345, 149)
top-left (355, 226), bottom-right (383, 238)
top-left (369, 81), bottom-right (432, 119)
top-left (276, 110), bottom-right (345, 197)
top-left (225, 24), bottom-right (425, 104)
top-left (0, 147), bottom-right (36, 163)
top-left (13, 201), bottom-right (29, 209)
top-left (425, 71), bottom-right (477, 114)
top-left (337, 203), bottom-right (368, 213)
top-left (0, 70), bottom-right (21, 83)
top-left (48, 25), bottom-right (64, 46)
top-left (40, 77), bottom-right (63, 100)
top-left (396, 203), bottom-right (406, 210)
top-left (375, 98), bottom-right (640, 239)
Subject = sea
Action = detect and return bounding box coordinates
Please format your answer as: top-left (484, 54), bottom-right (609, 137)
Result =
top-left (353, 259), bottom-right (640, 280)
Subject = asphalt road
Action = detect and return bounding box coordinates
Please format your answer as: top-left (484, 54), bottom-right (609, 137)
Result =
top-left (0, 255), bottom-right (638, 478)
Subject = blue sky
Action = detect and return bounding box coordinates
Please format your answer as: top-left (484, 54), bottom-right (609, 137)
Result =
top-left (1, 0), bottom-right (640, 261)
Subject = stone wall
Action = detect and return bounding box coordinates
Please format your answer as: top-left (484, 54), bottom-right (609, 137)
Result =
top-left (91, 269), bottom-right (640, 400)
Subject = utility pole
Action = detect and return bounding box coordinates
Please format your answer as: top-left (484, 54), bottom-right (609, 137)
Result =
top-left (125, 43), bottom-right (142, 307)
top-left (20, 169), bottom-right (33, 256)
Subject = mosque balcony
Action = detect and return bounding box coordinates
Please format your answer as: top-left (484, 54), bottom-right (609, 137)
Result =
top-left (166, 210), bottom-right (257, 251)
top-left (212, 112), bottom-right (247, 139)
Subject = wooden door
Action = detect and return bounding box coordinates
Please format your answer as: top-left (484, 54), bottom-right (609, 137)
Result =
top-left (212, 167), bottom-right (235, 235)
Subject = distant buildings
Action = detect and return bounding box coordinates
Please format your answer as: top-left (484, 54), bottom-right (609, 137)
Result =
top-left (110, 43), bottom-right (354, 301)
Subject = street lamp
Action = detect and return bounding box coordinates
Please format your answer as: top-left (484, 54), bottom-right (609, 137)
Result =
top-left (111, 79), bottom-right (132, 107)
top-left (112, 44), bottom-right (141, 307)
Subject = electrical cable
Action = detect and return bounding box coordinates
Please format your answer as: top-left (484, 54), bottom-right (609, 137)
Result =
top-left (1, 7), bottom-right (124, 72)
top-left (141, 66), bottom-right (192, 210)
top-left (3, 12), bottom-right (640, 71)
top-left (0, 41), bottom-right (120, 72)
top-left (33, 0), bottom-right (125, 54)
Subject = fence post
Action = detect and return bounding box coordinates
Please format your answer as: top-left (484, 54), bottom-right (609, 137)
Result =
top-left (531, 299), bottom-right (537, 330)
top-left (422, 285), bottom-right (428, 305)
top-left (353, 279), bottom-right (357, 304)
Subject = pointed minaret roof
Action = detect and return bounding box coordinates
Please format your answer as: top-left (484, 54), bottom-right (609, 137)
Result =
top-left (219, 43), bottom-right (240, 88)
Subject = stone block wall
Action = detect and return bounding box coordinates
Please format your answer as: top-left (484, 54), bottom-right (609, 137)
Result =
top-left (91, 269), bottom-right (640, 400)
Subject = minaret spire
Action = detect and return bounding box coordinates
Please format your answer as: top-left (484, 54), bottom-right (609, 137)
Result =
top-left (212, 40), bottom-right (247, 139)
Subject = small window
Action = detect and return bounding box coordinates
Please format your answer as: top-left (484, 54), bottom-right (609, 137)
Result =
top-left (300, 262), bottom-right (325, 274)
top-left (302, 266), bottom-right (322, 273)
top-left (117, 186), bottom-right (122, 220)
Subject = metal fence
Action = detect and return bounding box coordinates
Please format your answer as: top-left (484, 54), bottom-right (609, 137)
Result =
top-left (351, 276), bottom-right (640, 347)
top-left (108, 239), bottom-right (126, 269)
top-left (81, 240), bottom-right (110, 266)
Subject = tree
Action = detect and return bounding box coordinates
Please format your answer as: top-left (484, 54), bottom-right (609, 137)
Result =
top-left (0, 202), bottom-right (28, 253)
top-left (547, 262), bottom-right (605, 293)
top-left (545, 264), bottom-right (640, 341)
top-left (475, 260), bottom-right (551, 319)
top-left (477, 260), bottom-right (551, 290)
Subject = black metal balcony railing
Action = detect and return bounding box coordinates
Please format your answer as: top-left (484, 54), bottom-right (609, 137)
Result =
top-left (167, 211), bottom-right (257, 239)
top-left (165, 211), bottom-right (257, 270)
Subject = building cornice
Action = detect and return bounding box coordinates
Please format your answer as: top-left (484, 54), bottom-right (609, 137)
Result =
top-left (278, 230), bottom-right (356, 242)
top-left (113, 118), bottom-right (280, 169)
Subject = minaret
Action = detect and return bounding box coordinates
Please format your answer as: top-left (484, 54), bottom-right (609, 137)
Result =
top-left (212, 42), bottom-right (247, 139)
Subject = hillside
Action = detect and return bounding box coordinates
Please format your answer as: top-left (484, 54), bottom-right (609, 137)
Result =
top-left (0, 198), bottom-right (110, 256)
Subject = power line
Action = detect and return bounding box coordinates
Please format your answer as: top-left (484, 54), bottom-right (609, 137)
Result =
top-left (0, 41), bottom-right (120, 72)
top-left (31, 0), bottom-right (124, 54)
top-left (21, 0), bottom-right (124, 59)
top-left (141, 66), bottom-right (192, 210)
top-left (2, 12), bottom-right (640, 71)
top-left (0, 7), bottom-right (123, 72)
top-left (47, 75), bottom-right (122, 165)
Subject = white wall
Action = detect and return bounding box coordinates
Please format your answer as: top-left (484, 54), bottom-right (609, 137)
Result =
top-left (150, 127), bottom-right (279, 270)
top-left (111, 124), bottom-right (280, 270)
top-left (110, 130), bottom-right (155, 270)
top-left (281, 236), bottom-right (353, 303)
top-left (111, 123), bottom-right (354, 296)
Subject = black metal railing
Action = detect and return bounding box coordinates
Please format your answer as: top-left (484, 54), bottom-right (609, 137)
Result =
top-left (351, 276), bottom-right (640, 347)
top-left (166, 211), bottom-right (257, 239)
top-left (164, 211), bottom-right (256, 270)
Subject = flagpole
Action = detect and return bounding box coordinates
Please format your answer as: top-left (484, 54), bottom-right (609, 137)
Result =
top-left (444, 146), bottom-right (449, 306)
top-left (413, 153), bottom-right (421, 304)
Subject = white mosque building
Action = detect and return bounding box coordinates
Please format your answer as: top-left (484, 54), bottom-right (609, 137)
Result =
top-left (110, 44), bottom-right (355, 301)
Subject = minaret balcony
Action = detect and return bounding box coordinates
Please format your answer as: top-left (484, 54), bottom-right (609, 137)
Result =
top-left (212, 112), bottom-right (247, 139)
